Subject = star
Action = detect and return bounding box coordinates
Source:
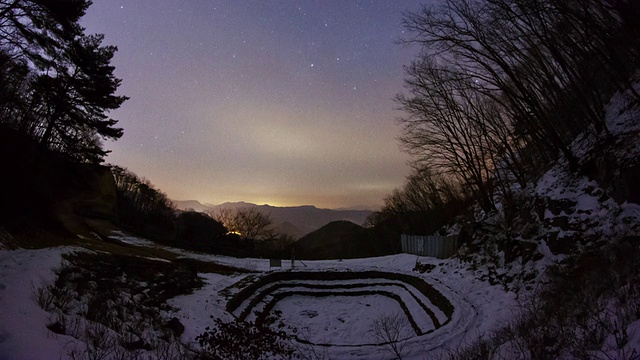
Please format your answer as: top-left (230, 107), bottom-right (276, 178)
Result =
top-left (79, 0), bottom-right (422, 209)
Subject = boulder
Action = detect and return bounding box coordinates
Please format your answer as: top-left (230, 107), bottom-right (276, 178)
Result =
top-left (166, 317), bottom-right (185, 337)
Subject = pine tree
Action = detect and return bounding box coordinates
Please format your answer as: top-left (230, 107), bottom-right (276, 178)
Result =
top-left (33, 33), bottom-right (127, 162)
top-left (1, 0), bottom-right (127, 163)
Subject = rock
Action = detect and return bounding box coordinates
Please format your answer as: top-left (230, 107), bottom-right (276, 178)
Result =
top-left (122, 338), bottom-right (152, 351)
top-left (546, 199), bottom-right (577, 216)
top-left (547, 216), bottom-right (570, 229)
top-left (413, 262), bottom-right (435, 273)
top-left (458, 222), bottom-right (479, 245)
top-left (166, 317), bottom-right (184, 337)
top-left (582, 153), bottom-right (640, 205)
top-left (612, 164), bottom-right (640, 204)
top-left (533, 197), bottom-right (547, 222)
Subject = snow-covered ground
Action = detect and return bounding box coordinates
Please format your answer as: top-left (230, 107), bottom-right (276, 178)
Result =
top-left (0, 236), bottom-right (519, 360)
top-left (166, 246), bottom-right (520, 359)
top-left (0, 247), bottom-right (82, 359)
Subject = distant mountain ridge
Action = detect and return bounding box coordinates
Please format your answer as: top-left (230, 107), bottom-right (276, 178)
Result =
top-left (173, 200), bottom-right (373, 239)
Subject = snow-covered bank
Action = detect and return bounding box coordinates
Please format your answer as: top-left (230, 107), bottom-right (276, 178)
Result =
top-left (0, 243), bottom-right (518, 359)
top-left (165, 252), bottom-right (517, 359)
top-left (0, 247), bottom-right (75, 359)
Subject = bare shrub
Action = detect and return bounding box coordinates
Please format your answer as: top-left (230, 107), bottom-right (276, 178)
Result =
top-left (150, 337), bottom-right (192, 360)
top-left (370, 312), bottom-right (411, 360)
top-left (33, 283), bottom-right (57, 311)
top-left (84, 321), bottom-right (117, 360)
top-left (34, 251), bottom-right (205, 359)
top-left (295, 326), bottom-right (331, 360)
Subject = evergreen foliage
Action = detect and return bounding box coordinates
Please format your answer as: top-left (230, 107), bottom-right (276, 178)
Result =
top-left (0, 0), bottom-right (127, 163)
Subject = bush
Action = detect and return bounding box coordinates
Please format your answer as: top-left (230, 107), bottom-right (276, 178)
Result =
top-left (196, 311), bottom-right (296, 360)
top-left (35, 252), bottom-right (205, 359)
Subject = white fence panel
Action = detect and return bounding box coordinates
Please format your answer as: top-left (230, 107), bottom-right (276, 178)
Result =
top-left (401, 234), bottom-right (460, 258)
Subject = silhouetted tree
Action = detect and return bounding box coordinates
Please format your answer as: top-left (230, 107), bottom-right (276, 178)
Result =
top-left (0, 49), bottom-right (30, 126)
top-left (110, 165), bottom-right (176, 239)
top-left (367, 166), bottom-right (468, 240)
top-left (31, 34), bottom-right (127, 162)
top-left (0, 0), bottom-right (127, 163)
top-left (210, 207), bottom-right (278, 241)
top-left (397, 58), bottom-right (498, 213)
top-left (398, 0), bottom-right (640, 217)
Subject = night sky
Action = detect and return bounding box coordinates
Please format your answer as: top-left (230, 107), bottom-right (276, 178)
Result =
top-left (81, 1), bottom-right (426, 209)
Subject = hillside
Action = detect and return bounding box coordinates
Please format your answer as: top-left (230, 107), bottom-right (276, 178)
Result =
top-left (290, 220), bottom-right (393, 260)
top-left (174, 200), bottom-right (372, 239)
top-left (0, 126), bottom-right (119, 244)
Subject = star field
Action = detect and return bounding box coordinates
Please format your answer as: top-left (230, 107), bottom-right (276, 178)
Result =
top-left (81, 1), bottom-right (426, 209)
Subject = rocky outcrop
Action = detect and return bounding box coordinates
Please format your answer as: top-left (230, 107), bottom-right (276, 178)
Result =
top-left (0, 125), bottom-right (118, 237)
top-left (50, 160), bottom-right (118, 237)
top-left (594, 160), bottom-right (640, 205)
top-left (580, 130), bottom-right (640, 205)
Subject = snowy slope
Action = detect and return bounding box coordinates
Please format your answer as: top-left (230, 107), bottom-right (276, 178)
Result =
top-left (0, 240), bottom-right (518, 360)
